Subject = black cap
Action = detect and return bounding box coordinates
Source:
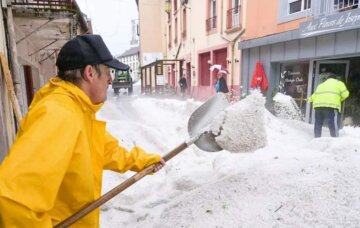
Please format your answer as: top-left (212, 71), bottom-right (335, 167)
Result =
top-left (56, 34), bottom-right (129, 71)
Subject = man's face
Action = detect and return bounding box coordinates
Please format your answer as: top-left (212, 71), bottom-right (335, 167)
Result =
top-left (89, 64), bottom-right (112, 104)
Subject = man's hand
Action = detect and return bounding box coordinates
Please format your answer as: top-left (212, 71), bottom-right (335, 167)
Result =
top-left (153, 159), bottom-right (166, 173)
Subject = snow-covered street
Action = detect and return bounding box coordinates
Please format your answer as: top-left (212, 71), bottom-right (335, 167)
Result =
top-left (97, 84), bottom-right (360, 228)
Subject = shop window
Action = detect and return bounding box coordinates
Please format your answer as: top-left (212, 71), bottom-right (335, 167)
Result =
top-left (279, 62), bottom-right (309, 114)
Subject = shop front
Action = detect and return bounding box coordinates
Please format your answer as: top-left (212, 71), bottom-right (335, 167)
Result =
top-left (239, 17), bottom-right (360, 126)
top-left (279, 58), bottom-right (360, 125)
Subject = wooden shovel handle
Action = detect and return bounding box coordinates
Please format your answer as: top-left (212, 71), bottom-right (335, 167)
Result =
top-left (54, 141), bottom-right (189, 228)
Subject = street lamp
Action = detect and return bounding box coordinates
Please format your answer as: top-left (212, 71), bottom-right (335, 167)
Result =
top-left (165, 0), bottom-right (171, 14)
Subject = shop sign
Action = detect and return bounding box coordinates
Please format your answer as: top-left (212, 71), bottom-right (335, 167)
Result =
top-left (300, 8), bottom-right (360, 37)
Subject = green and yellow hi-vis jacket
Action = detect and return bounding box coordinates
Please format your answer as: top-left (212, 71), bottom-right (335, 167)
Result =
top-left (308, 78), bottom-right (349, 112)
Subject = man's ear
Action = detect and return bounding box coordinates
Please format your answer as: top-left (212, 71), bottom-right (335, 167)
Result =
top-left (82, 65), bottom-right (96, 82)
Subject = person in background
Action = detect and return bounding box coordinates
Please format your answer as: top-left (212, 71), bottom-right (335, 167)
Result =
top-left (0, 34), bottom-right (165, 227)
top-left (215, 71), bottom-right (229, 94)
top-left (308, 73), bottom-right (349, 138)
top-left (178, 76), bottom-right (187, 98)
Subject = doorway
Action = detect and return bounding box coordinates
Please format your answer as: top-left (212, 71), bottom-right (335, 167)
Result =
top-left (23, 66), bottom-right (34, 106)
top-left (344, 57), bottom-right (360, 126)
top-left (314, 60), bottom-right (349, 91)
top-left (186, 62), bottom-right (191, 95)
top-left (309, 60), bottom-right (349, 123)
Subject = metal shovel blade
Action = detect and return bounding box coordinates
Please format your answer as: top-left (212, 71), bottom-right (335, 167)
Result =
top-left (188, 93), bottom-right (230, 152)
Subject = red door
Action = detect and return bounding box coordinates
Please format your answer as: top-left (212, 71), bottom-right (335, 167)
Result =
top-left (213, 48), bottom-right (228, 84)
top-left (199, 52), bottom-right (211, 86)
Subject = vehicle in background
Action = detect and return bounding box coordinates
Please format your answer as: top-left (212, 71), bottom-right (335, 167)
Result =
top-left (111, 66), bottom-right (133, 95)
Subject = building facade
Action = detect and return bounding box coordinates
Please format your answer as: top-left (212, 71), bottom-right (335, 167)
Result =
top-left (137, 0), bottom-right (244, 100)
top-left (136, 0), bottom-right (166, 94)
top-left (239, 0), bottom-right (360, 126)
top-left (0, 0), bottom-right (90, 160)
top-left (117, 46), bottom-right (140, 82)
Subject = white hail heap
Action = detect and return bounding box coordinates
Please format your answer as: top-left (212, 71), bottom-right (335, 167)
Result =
top-left (210, 92), bottom-right (267, 152)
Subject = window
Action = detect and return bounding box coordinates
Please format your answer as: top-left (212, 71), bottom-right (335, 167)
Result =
top-left (182, 8), bottom-right (187, 39)
top-left (173, 0), bottom-right (178, 12)
top-left (210, 0), bottom-right (216, 17)
top-left (227, 0), bottom-right (241, 29)
top-left (279, 62), bottom-right (309, 115)
top-left (279, 0), bottom-right (310, 23)
top-left (335, 0), bottom-right (359, 11)
top-left (168, 12), bottom-right (171, 22)
top-left (168, 24), bottom-right (172, 49)
top-left (233, 0), bottom-right (239, 13)
top-left (206, 0), bottom-right (217, 31)
top-left (288, 0), bottom-right (311, 14)
top-left (175, 18), bottom-right (178, 45)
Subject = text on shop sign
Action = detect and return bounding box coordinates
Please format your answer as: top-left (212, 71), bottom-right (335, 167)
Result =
top-left (300, 8), bottom-right (360, 37)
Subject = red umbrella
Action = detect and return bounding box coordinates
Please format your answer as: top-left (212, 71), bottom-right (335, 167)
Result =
top-left (250, 60), bottom-right (268, 92)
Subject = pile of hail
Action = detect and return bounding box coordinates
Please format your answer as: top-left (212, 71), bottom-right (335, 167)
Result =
top-left (210, 92), bottom-right (267, 153)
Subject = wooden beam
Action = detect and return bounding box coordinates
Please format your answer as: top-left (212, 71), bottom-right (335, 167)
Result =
top-left (6, 7), bottom-right (25, 115)
top-left (0, 53), bottom-right (23, 124)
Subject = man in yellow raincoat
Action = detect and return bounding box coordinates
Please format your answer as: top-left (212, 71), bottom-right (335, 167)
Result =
top-left (0, 34), bottom-right (165, 227)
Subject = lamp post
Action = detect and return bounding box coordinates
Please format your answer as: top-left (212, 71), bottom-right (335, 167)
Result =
top-left (165, 0), bottom-right (171, 14)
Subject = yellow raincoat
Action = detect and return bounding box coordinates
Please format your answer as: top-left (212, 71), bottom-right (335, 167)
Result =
top-left (0, 77), bottom-right (161, 227)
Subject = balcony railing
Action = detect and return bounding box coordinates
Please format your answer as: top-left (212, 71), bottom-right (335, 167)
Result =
top-left (206, 16), bottom-right (217, 31)
top-left (12, 0), bottom-right (73, 10)
top-left (227, 5), bottom-right (241, 30)
top-left (310, 0), bottom-right (359, 17)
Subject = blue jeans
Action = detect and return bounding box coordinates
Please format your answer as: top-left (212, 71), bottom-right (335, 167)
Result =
top-left (314, 107), bottom-right (340, 138)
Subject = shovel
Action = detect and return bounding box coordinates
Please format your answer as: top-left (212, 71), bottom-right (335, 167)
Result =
top-left (54, 93), bottom-right (230, 228)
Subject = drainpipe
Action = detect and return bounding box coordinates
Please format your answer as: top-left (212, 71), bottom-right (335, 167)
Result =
top-left (6, 4), bottom-right (24, 115)
top-left (219, 0), bottom-right (245, 91)
top-left (229, 29), bottom-right (245, 91)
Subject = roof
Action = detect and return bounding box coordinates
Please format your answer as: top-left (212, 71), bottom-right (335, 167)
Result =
top-left (117, 46), bottom-right (139, 58)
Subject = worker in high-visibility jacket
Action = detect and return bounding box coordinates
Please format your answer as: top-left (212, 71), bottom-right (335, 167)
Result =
top-left (308, 73), bottom-right (349, 138)
top-left (0, 35), bottom-right (165, 227)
